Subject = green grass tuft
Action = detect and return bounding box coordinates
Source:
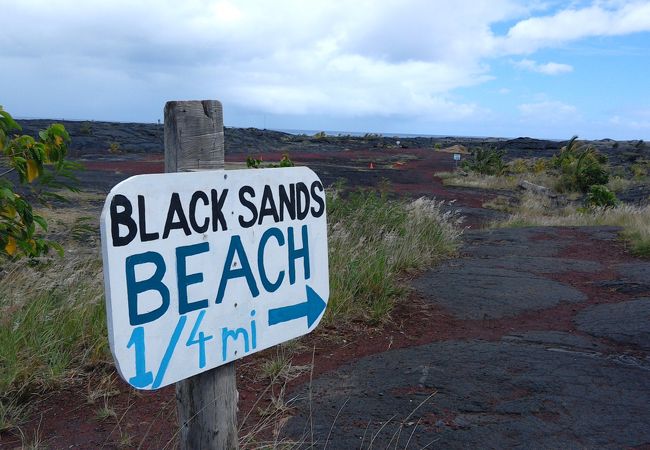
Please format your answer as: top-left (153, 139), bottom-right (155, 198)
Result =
top-left (0, 254), bottom-right (109, 403)
top-left (326, 189), bottom-right (462, 323)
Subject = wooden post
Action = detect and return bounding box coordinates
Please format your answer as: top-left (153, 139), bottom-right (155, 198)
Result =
top-left (164, 100), bottom-right (238, 450)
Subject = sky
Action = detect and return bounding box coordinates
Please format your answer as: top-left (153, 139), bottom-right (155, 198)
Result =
top-left (1, 0), bottom-right (650, 139)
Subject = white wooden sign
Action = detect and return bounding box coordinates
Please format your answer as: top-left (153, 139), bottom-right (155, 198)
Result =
top-left (453, 153), bottom-right (461, 161)
top-left (100, 167), bottom-right (329, 389)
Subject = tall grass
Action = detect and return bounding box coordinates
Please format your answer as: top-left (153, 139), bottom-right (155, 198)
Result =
top-left (497, 192), bottom-right (650, 257)
top-left (0, 253), bottom-right (108, 399)
top-left (326, 189), bottom-right (462, 323)
top-left (0, 199), bottom-right (108, 431)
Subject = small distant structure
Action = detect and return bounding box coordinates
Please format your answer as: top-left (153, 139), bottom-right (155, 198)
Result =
top-left (369, 162), bottom-right (375, 169)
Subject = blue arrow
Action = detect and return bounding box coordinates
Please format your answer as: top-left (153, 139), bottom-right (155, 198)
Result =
top-left (268, 286), bottom-right (326, 328)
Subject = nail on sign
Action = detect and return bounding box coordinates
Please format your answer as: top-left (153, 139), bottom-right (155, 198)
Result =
top-left (100, 167), bottom-right (329, 389)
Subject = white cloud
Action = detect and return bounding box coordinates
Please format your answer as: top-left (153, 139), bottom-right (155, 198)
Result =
top-left (515, 59), bottom-right (574, 75)
top-left (2, 0), bottom-right (516, 121)
top-left (518, 100), bottom-right (578, 120)
top-left (500, 1), bottom-right (650, 54)
top-left (610, 110), bottom-right (650, 129)
top-left (0, 0), bottom-right (648, 128)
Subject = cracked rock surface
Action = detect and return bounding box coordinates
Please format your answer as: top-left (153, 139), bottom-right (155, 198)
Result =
top-left (285, 226), bottom-right (650, 448)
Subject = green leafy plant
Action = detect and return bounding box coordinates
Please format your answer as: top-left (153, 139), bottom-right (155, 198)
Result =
top-left (278, 153), bottom-right (294, 167)
top-left (246, 153), bottom-right (294, 169)
top-left (461, 147), bottom-right (507, 176)
top-left (552, 137), bottom-right (609, 193)
top-left (246, 155), bottom-right (262, 168)
top-left (575, 148), bottom-right (608, 191)
top-left (552, 135), bottom-right (581, 170)
top-left (0, 106), bottom-right (78, 258)
top-left (585, 185), bottom-right (618, 208)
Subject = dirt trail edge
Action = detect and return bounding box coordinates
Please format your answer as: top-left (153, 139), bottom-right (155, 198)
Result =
top-left (283, 226), bottom-right (650, 449)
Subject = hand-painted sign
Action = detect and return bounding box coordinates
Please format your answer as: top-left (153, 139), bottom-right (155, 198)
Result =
top-left (100, 167), bottom-right (329, 389)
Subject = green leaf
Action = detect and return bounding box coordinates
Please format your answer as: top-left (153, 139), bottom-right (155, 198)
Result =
top-left (33, 215), bottom-right (48, 231)
top-left (49, 241), bottom-right (64, 257)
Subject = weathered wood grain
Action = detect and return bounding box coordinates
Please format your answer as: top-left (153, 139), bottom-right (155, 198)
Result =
top-left (165, 100), bottom-right (238, 449)
top-left (164, 100), bottom-right (225, 172)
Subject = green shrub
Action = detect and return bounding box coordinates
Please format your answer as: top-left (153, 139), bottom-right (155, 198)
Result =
top-left (574, 148), bottom-right (609, 192)
top-left (1, 106), bottom-right (78, 259)
top-left (278, 153), bottom-right (294, 167)
top-left (585, 185), bottom-right (618, 208)
top-left (551, 137), bottom-right (609, 193)
top-left (552, 135), bottom-right (581, 170)
top-left (246, 155), bottom-right (262, 168)
top-left (508, 158), bottom-right (530, 174)
top-left (246, 153), bottom-right (293, 169)
top-left (461, 147), bottom-right (507, 176)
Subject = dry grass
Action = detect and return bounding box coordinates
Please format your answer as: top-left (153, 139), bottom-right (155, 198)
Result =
top-left (606, 175), bottom-right (648, 193)
top-left (0, 199), bottom-right (108, 433)
top-left (326, 190), bottom-right (463, 323)
top-left (437, 171), bottom-right (558, 191)
top-left (496, 192), bottom-right (650, 257)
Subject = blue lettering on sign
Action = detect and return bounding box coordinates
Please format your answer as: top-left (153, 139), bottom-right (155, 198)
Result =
top-left (124, 225), bottom-right (312, 326)
top-left (126, 326), bottom-right (153, 388)
top-left (177, 242), bottom-right (210, 314)
top-left (126, 251), bottom-right (170, 326)
top-left (186, 310), bottom-right (213, 369)
top-left (258, 227), bottom-right (285, 292)
top-left (216, 235), bottom-right (260, 304)
top-left (221, 310), bottom-right (257, 361)
top-left (121, 225), bottom-right (319, 387)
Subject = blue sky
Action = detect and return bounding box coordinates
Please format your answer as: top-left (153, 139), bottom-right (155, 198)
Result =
top-left (1, 0), bottom-right (649, 139)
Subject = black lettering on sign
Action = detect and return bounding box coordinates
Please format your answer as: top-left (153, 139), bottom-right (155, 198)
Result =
top-left (296, 182), bottom-right (310, 220)
top-left (258, 185), bottom-right (280, 225)
top-left (310, 181), bottom-right (325, 217)
top-left (238, 186), bottom-right (257, 228)
top-left (189, 191), bottom-right (210, 233)
top-left (211, 189), bottom-right (229, 231)
top-left (162, 193), bottom-right (191, 239)
top-left (110, 194), bottom-right (137, 247)
top-left (138, 195), bottom-right (159, 242)
top-left (278, 184), bottom-right (296, 221)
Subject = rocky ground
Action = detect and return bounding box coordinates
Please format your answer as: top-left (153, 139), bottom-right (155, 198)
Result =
top-left (284, 226), bottom-right (650, 448)
top-left (2, 120), bottom-right (649, 448)
top-left (18, 119), bottom-right (649, 166)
